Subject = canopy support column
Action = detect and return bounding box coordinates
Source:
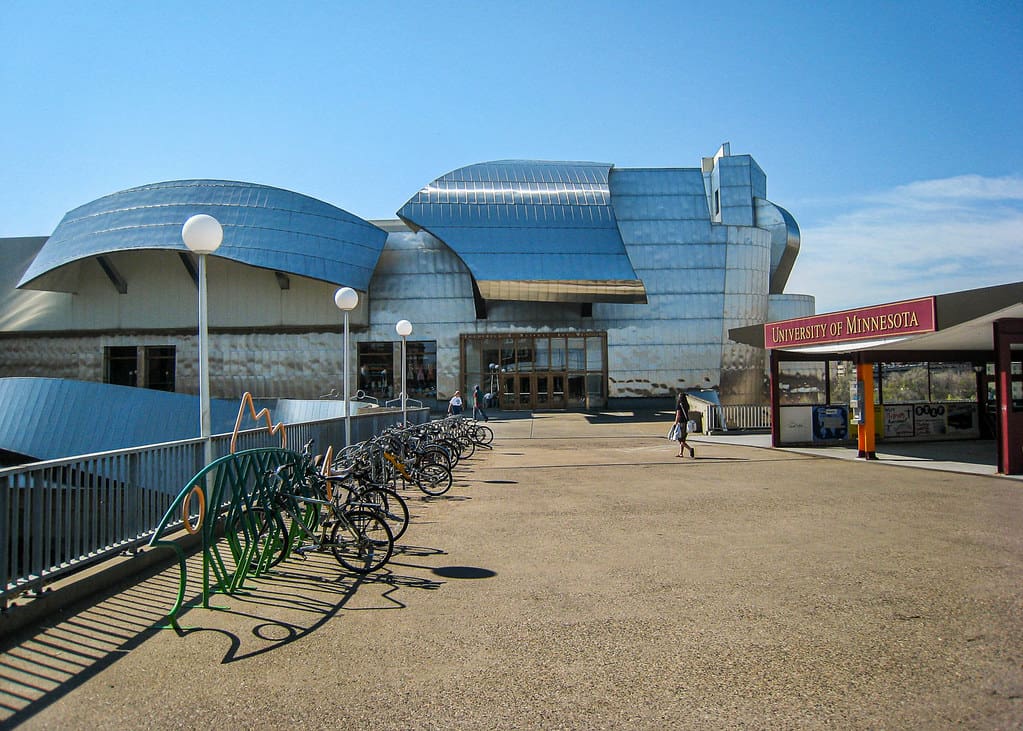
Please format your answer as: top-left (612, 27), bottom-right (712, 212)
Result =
top-left (856, 362), bottom-right (877, 460)
top-left (994, 318), bottom-right (1023, 475)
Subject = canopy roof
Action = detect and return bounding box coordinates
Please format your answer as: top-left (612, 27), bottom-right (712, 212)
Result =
top-left (398, 161), bottom-right (646, 303)
top-left (729, 282), bottom-right (1023, 357)
top-left (18, 180), bottom-right (387, 293)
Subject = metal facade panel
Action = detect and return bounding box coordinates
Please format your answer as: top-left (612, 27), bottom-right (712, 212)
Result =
top-left (20, 180), bottom-right (388, 293)
top-left (767, 293), bottom-right (815, 322)
top-left (610, 168), bottom-right (707, 196)
top-left (0, 377), bottom-right (236, 461)
top-left (397, 161), bottom-right (640, 290)
top-left (755, 198), bottom-right (801, 294)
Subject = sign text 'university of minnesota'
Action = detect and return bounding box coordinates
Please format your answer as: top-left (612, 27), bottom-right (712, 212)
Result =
top-left (764, 297), bottom-right (936, 349)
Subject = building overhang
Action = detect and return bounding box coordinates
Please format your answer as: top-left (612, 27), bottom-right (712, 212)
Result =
top-left (729, 281), bottom-right (1023, 358)
top-left (477, 279), bottom-right (648, 304)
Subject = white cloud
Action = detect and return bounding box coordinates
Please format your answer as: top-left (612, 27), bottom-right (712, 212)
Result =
top-left (786, 174), bottom-right (1023, 313)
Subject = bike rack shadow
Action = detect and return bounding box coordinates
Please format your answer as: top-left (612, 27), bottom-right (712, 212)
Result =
top-left (0, 543), bottom-right (452, 726)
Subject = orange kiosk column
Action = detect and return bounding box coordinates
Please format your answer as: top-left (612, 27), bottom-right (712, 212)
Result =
top-left (856, 362), bottom-right (877, 460)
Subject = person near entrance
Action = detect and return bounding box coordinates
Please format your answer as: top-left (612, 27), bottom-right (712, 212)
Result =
top-left (673, 391), bottom-right (695, 459)
top-left (447, 390), bottom-right (463, 416)
top-left (472, 384), bottom-right (489, 421)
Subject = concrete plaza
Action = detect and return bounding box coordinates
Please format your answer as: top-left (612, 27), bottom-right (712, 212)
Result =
top-left (1, 411), bottom-right (1021, 729)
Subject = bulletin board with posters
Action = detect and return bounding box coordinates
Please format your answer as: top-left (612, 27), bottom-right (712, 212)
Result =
top-left (881, 402), bottom-right (979, 440)
top-left (779, 405), bottom-right (853, 444)
top-left (812, 405), bottom-right (849, 441)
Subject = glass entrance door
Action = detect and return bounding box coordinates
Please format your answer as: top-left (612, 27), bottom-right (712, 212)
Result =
top-left (465, 332), bottom-right (606, 411)
top-left (533, 373), bottom-right (566, 410)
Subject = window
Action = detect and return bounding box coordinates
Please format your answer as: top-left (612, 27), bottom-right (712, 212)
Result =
top-left (406, 341), bottom-right (437, 399)
top-left (928, 363), bottom-right (975, 402)
top-left (828, 360), bottom-right (855, 405)
top-left (778, 361), bottom-right (826, 405)
top-left (880, 362), bottom-right (928, 403)
top-left (145, 347), bottom-right (176, 392)
top-left (104, 345), bottom-right (176, 391)
top-left (879, 361), bottom-right (975, 404)
top-left (105, 346), bottom-right (137, 387)
top-left (357, 341), bottom-right (437, 401)
top-left (358, 342), bottom-right (393, 399)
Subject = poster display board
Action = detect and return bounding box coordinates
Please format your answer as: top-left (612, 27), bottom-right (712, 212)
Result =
top-left (812, 405), bottom-right (848, 441)
top-left (881, 402), bottom-right (979, 440)
top-left (945, 403), bottom-right (979, 436)
top-left (883, 405), bottom-right (915, 438)
top-left (913, 404), bottom-right (947, 437)
top-left (779, 406), bottom-right (813, 443)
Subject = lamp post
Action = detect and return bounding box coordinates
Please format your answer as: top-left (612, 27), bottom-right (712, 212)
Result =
top-left (396, 319), bottom-right (413, 425)
top-left (182, 214), bottom-right (223, 466)
top-left (334, 287), bottom-right (359, 447)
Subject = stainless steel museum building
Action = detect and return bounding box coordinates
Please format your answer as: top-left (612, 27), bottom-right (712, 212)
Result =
top-left (0, 144), bottom-right (813, 410)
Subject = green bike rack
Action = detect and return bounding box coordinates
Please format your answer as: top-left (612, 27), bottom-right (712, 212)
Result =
top-left (148, 447), bottom-right (300, 630)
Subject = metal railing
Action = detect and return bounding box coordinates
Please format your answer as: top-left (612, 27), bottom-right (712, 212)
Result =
top-left (0, 406), bottom-right (428, 609)
top-left (702, 404), bottom-right (772, 432)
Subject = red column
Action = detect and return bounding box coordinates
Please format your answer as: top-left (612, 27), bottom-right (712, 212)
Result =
top-left (770, 350), bottom-right (781, 447)
top-left (994, 319), bottom-right (1023, 475)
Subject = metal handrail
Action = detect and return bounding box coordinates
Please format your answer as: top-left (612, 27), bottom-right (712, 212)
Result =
top-left (0, 406), bottom-right (429, 609)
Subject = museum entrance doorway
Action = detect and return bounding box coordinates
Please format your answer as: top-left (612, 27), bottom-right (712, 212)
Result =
top-left (461, 332), bottom-right (607, 411)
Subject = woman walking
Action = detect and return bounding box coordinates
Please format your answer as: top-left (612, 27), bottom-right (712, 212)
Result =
top-left (472, 384), bottom-right (489, 421)
top-left (673, 391), bottom-right (695, 458)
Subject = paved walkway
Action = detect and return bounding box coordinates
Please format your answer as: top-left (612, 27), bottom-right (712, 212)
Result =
top-left (1, 411), bottom-right (1021, 729)
top-left (692, 429), bottom-right (1019, 480)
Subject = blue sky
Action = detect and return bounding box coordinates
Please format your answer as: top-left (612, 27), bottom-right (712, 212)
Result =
top-left (2, 0), bottom-right (1020, 312)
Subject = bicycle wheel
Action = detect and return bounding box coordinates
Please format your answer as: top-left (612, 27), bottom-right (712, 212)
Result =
top-left (472, 424), bottom-right (494, 445)
top-left (416, 462), bottom-right (453, 496)
top-left (456, 435), bottom-right (476, 460)
top-left (417, 445), bottom-right (453, 470)
top-left (330, 510), bottom-right (394, 574)
top-left (230, 506), bottom-right (289, 573)
top-left (349, 486), bottom-right (409, 541)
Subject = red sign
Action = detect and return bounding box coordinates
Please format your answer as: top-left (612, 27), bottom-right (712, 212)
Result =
top-left (764, 297), bottom-right (936, 349)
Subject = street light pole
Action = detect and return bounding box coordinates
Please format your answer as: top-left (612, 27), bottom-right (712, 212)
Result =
top-left (396, 319), bottom-right (413, 425)
top-left (182, 214), bottom-right (223, 466)
top-left (334, 287), bottom-right (359, 447)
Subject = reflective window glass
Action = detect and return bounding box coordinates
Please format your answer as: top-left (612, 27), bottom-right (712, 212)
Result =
top-left (535, 338), bottom-right (550, 369)
top-left (828, 360), bottom-right (855, 406)
top-left (464, 340), bottom-right (481, 380)
top-left (881, 362), bottom-right (928, 403)
top-left (515, 341), bottom-right (535, 372)
top-left (567, 374), bottom-right (586, 406)
top-left (586, 337), bottom-right (603, 371)
top-left (104, 346), bottom-right (137, 387)
top-left (500, 338), bottom-right (515, 373)
top-left (567, 338), bottom-right (585, 370)
top-left (145, 346), bottom-right (176, 392)
top-left (929, 363), bottom-right (975, 401)
top-left (358, 342), bottom-right (395, 400)
top-left (406, 341), bottom-right (437, 399)
top-left (778, 361), bottom-right (826, 405)
top-left (550, 338), bottom-right (566, 370)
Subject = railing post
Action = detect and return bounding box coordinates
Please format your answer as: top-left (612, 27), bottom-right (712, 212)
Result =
top-left (0, 472), bottom-right (9, 611)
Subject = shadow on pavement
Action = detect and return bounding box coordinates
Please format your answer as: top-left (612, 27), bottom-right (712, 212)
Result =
top-left (0, 545), bottom-right (448, 726)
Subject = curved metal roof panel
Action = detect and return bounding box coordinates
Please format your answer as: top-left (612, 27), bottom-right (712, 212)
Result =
top-left (0, 378), bottom-right (365, 462)
top-left (0, 378), bottom-right (238, 462)
top-left (18, 180), bottom-right (387, 292)
top-left (397, 161), bottom-right (644, 301)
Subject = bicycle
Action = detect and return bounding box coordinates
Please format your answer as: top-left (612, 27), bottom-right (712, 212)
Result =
top-left (237, 459), bottom-right (395, 575)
